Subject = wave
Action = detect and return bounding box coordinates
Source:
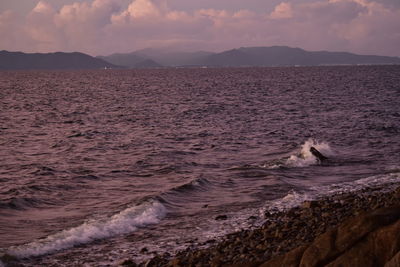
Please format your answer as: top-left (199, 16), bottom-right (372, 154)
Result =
top-left (266, 170), bottom-right (400, 212)
top-left (157, 177), bottom-right (214, 208)
top-left (4, 177), bottom-right (212, 259)
top-left (0, 184), bottom-right (75, 211)
top-left (168, 177), bottom-right (212, 194)
top-left (0, 197), bottom-right (44, 210)
top-left (6, 200), bottom-right (166, 258)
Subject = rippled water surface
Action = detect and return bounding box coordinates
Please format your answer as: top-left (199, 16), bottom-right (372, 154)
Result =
top-left (1, 66), bottom-right (399, 265)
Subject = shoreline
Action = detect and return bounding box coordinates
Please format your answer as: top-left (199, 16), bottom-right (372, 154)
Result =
top-left (132, 182), bottom-right (400, 266)
top-left (1, 182), bottom-right (399, 266)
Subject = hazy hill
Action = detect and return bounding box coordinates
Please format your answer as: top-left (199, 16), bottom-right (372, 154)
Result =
top-left (96, 52), bottom-right (152, 68)
top-left (133, 58), bottom-right (163, 68)
top-left (0, 50), bottom-right (120, 70)
top-left (99, 46), bottom-right (400, 67)
top-left (100, 48), bottom-right (214, 67)
top-left (201, 48), bottom-right (250, 66)
top-left (3, 46), bottom-right (398, 70)
top-left (134, 48), bottom-right (214, 66)
top-left (202, 46), bottom-right (400, 66)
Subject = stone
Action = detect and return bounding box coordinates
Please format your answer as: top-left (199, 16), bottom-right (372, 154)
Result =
top-left (385, 250), bottom-right (400, 267)
top-left (140, 247), bottom-right (148, 253)
top-left (301, 201), bottom-right (318, 209)
top-left (120, 259), bottom-right (137, 266)
top-left (215, 215), bottom-right (228, 220)
top-left (260, 245), bottom-right (307, 267)
top-left (0, 254), bottom-right (22, 267)
top-left (260, 205), bottom-right (400, 267)
top-left (325, 219), bottom-right (400, 267)
top-left (168, 258), bottom-right (181, 267)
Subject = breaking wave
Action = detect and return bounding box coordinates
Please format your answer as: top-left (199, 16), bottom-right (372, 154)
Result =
top-left (7, 200), bottom-right (166, 258)
top-left (4, 177), bottom-right (214, 259)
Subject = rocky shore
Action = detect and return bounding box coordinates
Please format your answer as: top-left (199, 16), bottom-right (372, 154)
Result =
top-left (126, 183), bottom-right (400, 267)
top-left (1, 183), bottom-right (399, 267)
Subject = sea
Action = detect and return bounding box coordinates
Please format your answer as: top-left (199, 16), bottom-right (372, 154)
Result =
top-left (0, 66), bottom-right (399, 266)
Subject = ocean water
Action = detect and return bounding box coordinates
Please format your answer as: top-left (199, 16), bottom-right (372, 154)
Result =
top-left (0, 66), bottom-right (399, 266)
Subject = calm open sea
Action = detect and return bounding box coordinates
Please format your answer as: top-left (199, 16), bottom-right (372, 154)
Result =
top-left (1, 66), bottom-right (399, 266)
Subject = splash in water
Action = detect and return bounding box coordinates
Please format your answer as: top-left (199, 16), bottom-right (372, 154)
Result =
top-left (286, 139), bottom-right (334, 167)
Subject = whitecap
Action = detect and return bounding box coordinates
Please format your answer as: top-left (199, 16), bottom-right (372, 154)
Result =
top-left (285, 138), bottom-right (333, 167)
top-left (7, 200), bottom-right (166, 258)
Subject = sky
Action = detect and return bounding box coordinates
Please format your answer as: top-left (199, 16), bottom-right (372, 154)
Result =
top-left (1, 0), bottom-right (399, 57)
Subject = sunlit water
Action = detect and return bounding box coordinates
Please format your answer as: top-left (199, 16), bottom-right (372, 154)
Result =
top-left (0, 66), bottom-right (399, 265)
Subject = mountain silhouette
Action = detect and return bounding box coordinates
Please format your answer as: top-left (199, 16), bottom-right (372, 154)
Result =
top-left (201, 46), bottom-right (400, 66)
top-left (100, 46), bottom-right (400, 67)
top-left (0, 51), bottom-right (121, 70)
top-left (2, 46), bottom-right (400, 70)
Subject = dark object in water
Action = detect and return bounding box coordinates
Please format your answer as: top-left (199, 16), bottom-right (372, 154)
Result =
top-left (310, 146), bottom-right (328, 163)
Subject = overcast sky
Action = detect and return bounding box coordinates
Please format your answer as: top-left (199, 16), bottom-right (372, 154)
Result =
top-left (1, 0), bottom-right (399, 56)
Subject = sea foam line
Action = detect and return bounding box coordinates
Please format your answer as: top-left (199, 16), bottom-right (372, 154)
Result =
top-left (267, 171), bottom-right (400, 212)
top-left (7, 201), bottom-right (166, 258)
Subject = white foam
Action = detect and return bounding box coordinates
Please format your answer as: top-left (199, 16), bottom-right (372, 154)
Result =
top-left (266, 171), bottom-right (400, 212)
top-left (286, 138), bottom-right (333, 167)
top-left (314, 171), bottom-right (400, 195)
top-left (7, 201), bottom-right (166, 258)
top-left (268, 190), bottom-right (313, 211)
top-left (261, 139), bottom-right (334, 169)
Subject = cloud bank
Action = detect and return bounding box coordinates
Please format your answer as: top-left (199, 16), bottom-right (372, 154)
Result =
top-left (0, 0), bottom-right (399, 56)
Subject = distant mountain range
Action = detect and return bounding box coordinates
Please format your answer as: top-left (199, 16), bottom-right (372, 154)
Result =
top-left (0, 50), bottom-right (119, 70)
top-left (1, 46), bottom-right (400, 70)
top-left (99, 46), bottom-right (400, 68)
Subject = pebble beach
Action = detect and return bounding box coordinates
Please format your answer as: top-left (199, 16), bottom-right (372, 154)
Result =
top-left (132, 182), bottom-right (400, 267)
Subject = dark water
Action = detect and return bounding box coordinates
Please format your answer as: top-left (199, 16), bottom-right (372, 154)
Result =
top-left (0, 66), bottom-right (399, 265)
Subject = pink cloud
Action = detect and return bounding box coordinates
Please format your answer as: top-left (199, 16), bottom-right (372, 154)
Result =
top-left (0, 0), bottom-right (399, 57)
top-left (270, 2), bottom-right (293, 19)
top-left (26, 2), bottom-right (59, 48)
